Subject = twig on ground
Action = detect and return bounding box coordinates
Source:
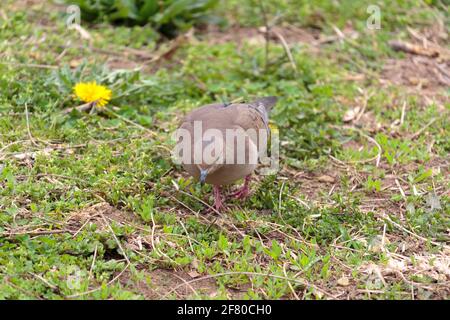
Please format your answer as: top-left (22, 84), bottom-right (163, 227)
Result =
top-left (0, 61), bottom-right (58, 69)
top-left (171, 273), bottom-right (199, 298)
top-left (1, 229), bottom-right (71, 237)
top-left (28, 272), bottom-right (58, 291)
top-left (278, 181), bottom-right (286, 221)
top-left (88, 244), bottom-right (98, 281)
top-left (388, 40), bottom-right (439, 57)
top-left (62, 102), bottom-right (95, 115)
top-left (395, 179), bottom-right (406, 199)
top-left (72, 214), bottom-right (99, 238)
top-left (286, 194), bottom-right (311, 209)
top-left (409, 118), bottom-right (437, 139)
top-left (355, 91), bottom-right (374, 123)
top-left (400, 101), bottom-right (406, 125)
top-left (145, 29), bottom-right (192, 65)
top-left (147, 201), bottom-right (178, 264)
top-left (0, 140), bottom-right (29, 160)
top-left (105, 107), bottom-right (158, 137)
top-left (272, 29), bottom-right (298, 74)
top-left (283, 263), bottom-right (300, 300)
top-left (333, 126), bottom-right (382, 167)
top-left (380, 214), bottom-right (449, 250)
top-left (101, 214), bottom-right (130, 265)
top-left (24, 103), bottom-right (38, 147)
top-left (177, 218), bottom-right (195, 253)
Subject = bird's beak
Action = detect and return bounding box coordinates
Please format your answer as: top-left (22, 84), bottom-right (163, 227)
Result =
top-left (199, 169), bottom-right (208, 185)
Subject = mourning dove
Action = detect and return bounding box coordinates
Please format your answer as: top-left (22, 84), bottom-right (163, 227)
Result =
top-left (175, 96), bottom-right (278, 211)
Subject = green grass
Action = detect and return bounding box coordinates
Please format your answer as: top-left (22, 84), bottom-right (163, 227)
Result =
top-left (0, 0), bottom-right (448, 299)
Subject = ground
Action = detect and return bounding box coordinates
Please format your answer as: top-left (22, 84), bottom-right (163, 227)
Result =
top-left (0, 0), bottom-right (448, 299)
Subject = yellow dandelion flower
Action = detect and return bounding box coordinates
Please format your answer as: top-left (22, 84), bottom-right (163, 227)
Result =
top-left (73, 81), bottom-right (112, 108)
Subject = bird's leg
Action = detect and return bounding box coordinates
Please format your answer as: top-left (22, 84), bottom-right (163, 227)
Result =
top-left (212, 185), bottom-right (224, 211)
top-left (231, 175), bottom-right (251, 199)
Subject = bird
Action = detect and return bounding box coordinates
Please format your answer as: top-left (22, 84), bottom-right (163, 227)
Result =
top-left (175, 96), bottom-right (278, 211)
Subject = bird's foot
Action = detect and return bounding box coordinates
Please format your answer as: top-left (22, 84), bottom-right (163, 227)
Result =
top-left (230, 175), bottom-right (251, 200)
top-left (231, 185), bottom-right (250, 199)
top-left (206, 185), bottom-right (225, 213)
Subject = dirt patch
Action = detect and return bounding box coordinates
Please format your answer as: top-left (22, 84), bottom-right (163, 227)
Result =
top-left (106, 58), bottom-right (141, 70)
top-left (381, 26), bottom-right (450, 106)
top-left (200, 24), bottom-right (322, 47)
top-left (68, 202), bottom-right (136, 232)
top-left (342, 139), bottom-right (365, 152)
top-left (9, 0), bottom-right (47, 8)
top-left (282, 168), bottom-right (343, 203)
top-left (120, 268), bottom-right (221, 299)
top-left (381, 56), bottom-right (449, 92)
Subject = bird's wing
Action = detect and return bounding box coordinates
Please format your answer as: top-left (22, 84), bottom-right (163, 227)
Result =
top-left (180, 102), bottom-right (270, 153)
top-left (223, 103), bottom-right (268, 132)
top-left (181, 101), bottom-right (270, 132)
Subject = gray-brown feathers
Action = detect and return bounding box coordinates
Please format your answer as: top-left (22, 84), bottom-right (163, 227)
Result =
top-left (178, 97), bottom-right (278, 186)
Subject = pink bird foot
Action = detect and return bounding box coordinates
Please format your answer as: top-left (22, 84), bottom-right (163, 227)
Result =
top-left (231, 175), bottom-right (251, 200)
top-left (213, 185), bottom-right (225, 211)
top-left (206, 185), bottom-right (225, 213)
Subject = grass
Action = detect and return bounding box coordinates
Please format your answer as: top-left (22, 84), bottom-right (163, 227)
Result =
top-left (0, 0), bottom-right (448, 299)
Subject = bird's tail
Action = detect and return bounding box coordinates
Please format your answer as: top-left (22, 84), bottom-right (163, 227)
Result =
top-left (251, 96), bottom-right (278, 112)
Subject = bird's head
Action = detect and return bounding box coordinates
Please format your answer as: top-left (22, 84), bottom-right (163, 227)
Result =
top-left (199, 167), bottom-right (208, 185)
top-left (195, 134), bottom-right (226, 185)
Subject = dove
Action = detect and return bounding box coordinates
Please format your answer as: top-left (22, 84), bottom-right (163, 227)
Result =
top-left (175, 96), bottom-right (278, 211)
